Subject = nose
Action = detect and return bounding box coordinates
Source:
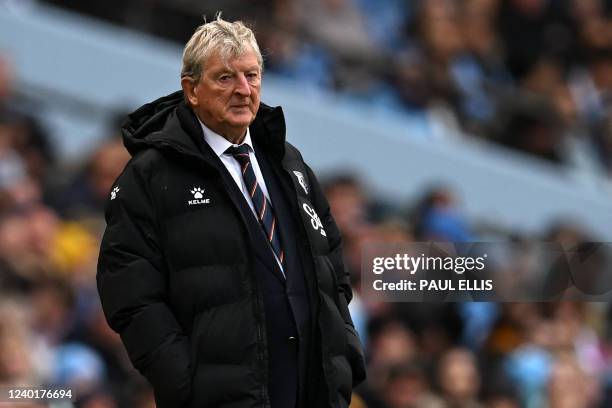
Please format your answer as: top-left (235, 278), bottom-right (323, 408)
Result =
top-left (235, 73), bottom-right (251, 97)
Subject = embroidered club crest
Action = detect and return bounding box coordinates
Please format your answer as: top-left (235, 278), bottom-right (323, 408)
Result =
top-left (293, 171), bottom-right (308, 194)
top-left (110, 186), bottom-right (120, 200)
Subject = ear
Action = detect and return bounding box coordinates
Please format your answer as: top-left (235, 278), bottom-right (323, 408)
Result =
top-left (181, 77), bottom-right (199, 107)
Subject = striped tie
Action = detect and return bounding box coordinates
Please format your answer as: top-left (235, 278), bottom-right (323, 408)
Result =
top-left (226, 145), bottom-right (285, 267)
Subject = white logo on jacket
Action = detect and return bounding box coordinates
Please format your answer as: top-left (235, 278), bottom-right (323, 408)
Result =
top-left (110, 186), bottom-right (120, 200)
top-left (293, 171), bottom-right (308, 194)
top-left (188, 186), bottom-right (210, 205)
top-left (302, 203), bottom-right (326, 236)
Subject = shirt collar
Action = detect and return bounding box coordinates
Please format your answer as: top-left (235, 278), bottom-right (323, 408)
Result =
top-left (198, 118), bottom-right (253, 157)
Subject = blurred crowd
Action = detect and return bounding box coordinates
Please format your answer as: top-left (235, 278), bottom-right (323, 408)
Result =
top-left (0, 54), bottom-right (153, 407)
top-left (2, 54), bottom-right (612, 408)
top-left (1, 0), bottom-right (612, 407)
top-left (44, 0), bottom-right (612, 177)
top-left (322, 174), bottom-right (612, 408)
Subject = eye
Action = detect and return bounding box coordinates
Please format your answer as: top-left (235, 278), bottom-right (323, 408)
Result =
top-left (246, 72), bottom-right (259, 82)
top-left (218, 74), bottom-right (233, 83)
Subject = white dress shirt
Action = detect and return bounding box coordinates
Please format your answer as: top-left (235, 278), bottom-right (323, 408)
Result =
top-left (199, 119), bottom-right (273, 214)
top-left (199, 119), bottom-right (285, 274)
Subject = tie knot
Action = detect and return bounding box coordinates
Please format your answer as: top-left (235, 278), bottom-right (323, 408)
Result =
top-left (225, 144), bottom-right (251, 164)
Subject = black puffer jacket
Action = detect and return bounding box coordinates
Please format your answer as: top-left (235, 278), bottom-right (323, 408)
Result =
top-left (97, 91), bottom-right (366, 408)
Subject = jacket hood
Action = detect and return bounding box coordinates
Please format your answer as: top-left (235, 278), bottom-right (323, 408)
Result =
top-left (121, 90), bottom-right (287, 160)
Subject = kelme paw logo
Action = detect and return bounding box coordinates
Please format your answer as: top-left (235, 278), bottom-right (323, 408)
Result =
top-left (190, 187), bottom-right (205, 199)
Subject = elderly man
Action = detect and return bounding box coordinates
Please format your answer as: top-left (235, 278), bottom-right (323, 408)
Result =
top-left (97, 16), bottom-right (365, 408)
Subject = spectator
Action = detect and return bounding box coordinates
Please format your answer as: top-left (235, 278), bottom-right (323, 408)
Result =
top-left (436, 348), bottom-right (484, 408)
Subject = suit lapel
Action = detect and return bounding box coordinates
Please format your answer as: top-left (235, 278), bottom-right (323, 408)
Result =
top-left (208, 150), bottom-right (285, 283)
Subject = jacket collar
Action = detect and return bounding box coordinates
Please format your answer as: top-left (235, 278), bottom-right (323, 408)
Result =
top-left (249, 102), bottom-right (286, 161)
top-left (198, 119), bottom-right (256, 158)
top-left (123, 90), bottom-right (287, 165)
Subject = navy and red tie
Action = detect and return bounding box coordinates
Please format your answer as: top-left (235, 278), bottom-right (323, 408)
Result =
top-left (226, 145), bottom-right (285, 267)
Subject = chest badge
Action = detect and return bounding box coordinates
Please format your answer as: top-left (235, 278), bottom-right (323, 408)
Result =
top-left (302, 203), bottom-right (326, 236)
top-left (293, 171), bottom-right (309, 194)
top-left (188, 186), bottom-right (210, 206)
top-left (110, 186), bottom-right (120, 200)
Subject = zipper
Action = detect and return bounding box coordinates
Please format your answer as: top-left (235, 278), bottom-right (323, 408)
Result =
top-left (280, 165), bottom-right (319, 287)
top-left (252, 261), bottom-right (270, 407)
top-left (281, 162), bottom-right (338, 408)
top-left (282, 164), bottom-right (331, 400)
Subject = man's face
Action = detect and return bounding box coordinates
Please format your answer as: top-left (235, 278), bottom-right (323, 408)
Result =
top-left (184, 47), bottom-right (261, 143)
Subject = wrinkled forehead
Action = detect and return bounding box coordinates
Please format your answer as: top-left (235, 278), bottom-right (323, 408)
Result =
top-left (204, 44), bottom-right (262, 73)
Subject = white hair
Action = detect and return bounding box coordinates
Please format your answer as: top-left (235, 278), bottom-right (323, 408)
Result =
top-left (181, 14), bottom-right (263, 83)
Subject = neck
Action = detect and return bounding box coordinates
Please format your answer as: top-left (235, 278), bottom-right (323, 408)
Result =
top-left (198, 116), bottom-right (246, 144)
top-left (223, 130), bottom-right (246, 144)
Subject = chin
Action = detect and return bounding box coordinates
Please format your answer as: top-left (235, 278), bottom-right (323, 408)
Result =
top-left (227, 115), bottom-right (254, 128)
